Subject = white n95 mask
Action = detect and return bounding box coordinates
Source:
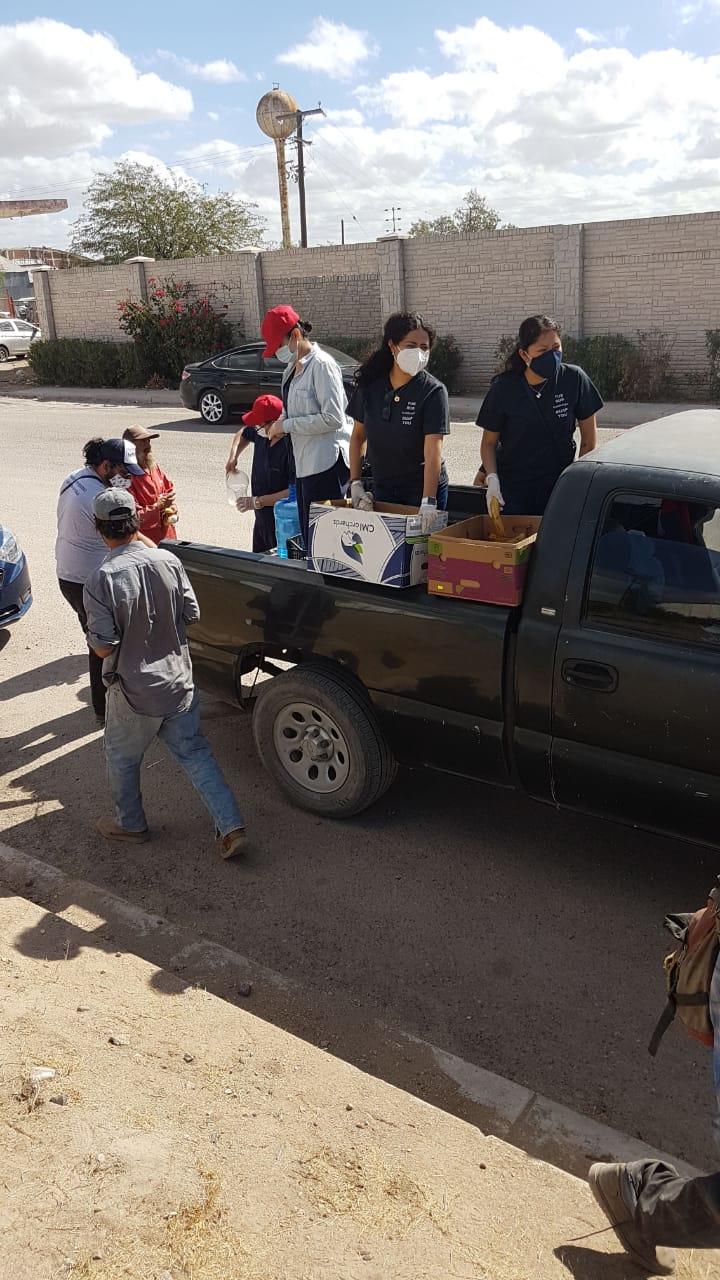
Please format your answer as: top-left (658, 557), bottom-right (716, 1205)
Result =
top-left (395, 348), bottom-right (429, 376)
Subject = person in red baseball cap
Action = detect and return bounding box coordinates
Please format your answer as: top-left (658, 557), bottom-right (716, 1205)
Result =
top-left (260, 304), bottom-right (350, 545)
top-left (225, 393), bottom-right (292, 553)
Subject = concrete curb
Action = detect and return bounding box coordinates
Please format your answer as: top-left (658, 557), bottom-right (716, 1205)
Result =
top-left (0, 838), bottom-right (702, 1182)
top-left (0, 384), bottom-right (180, 408)
top-left (0, 383), bottom-right (713, 427)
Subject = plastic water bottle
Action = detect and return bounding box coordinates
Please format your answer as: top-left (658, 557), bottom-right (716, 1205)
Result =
top-left (226, 469), bottom-right (249, 507)
top-left (274, 484), bottom-right (302, 558)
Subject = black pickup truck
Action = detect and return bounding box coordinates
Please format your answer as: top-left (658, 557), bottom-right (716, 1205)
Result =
top-left (172, 411), bottom-right (720, 848)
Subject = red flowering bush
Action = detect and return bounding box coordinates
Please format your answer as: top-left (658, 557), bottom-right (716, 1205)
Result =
top-left (118, 277), bottom-right (234, 386)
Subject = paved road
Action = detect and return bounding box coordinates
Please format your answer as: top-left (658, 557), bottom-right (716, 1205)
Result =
top-left (1, 396), bottom-right (716, 1171)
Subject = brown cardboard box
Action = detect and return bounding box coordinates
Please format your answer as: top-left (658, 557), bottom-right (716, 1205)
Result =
top-left (428, 515), bottom-right (541, 606)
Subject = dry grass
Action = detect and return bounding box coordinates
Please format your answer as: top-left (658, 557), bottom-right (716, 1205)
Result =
top-left (294, 1143), bottom-right (448, 1241)
top-left (66, 1168), bottom-right (274, 1280)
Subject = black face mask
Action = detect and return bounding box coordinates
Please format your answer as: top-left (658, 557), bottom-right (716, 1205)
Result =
top-left (529, 348), bottom-right (562, 379)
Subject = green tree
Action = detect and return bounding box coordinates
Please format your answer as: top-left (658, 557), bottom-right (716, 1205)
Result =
top-left (70, 160), bottom-right (266, 263)
top-left (409, 189), bottom-right (503, 237)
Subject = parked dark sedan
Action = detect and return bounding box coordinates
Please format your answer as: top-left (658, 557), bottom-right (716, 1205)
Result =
top-left (179, 341), bottom-right (358, 424)
top-left (0, 523), bottom-right (32, 627)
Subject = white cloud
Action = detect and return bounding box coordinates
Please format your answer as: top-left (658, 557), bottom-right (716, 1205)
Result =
top-left (342, 16), bottom-right (720, 236)
top-left (208, 111), bottom-right (220, 121)
top-left (156, 50), bottom-right (246, 83)
top-left (0, 19), bottom-right (193, 249)
top-left (324, 108), bottom-right (365, 126)
top-left (278, 18), bottom-right (376, 80)
top-left (679, 1), bottom-right (720, 20)
top-left (0, 19), bottom-right (192, 160)
top-left (576, 27), bottom-right (601, 44)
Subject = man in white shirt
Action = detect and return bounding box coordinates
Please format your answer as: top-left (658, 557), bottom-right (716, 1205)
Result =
top-left (56, 436), bottom-right (144, 722)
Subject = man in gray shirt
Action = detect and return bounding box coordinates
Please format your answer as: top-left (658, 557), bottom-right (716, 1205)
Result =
top-left (83, 488), bottom-right (246, 859)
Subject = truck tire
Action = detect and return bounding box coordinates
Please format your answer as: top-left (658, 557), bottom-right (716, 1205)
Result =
top-left (199, 388), bottom-right (228, 424)
top-left (252, 665), bottom-right (397, 817)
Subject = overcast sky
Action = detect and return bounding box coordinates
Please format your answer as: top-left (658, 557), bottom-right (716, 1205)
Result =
top-left (3, 1), bottom-right (720, 250)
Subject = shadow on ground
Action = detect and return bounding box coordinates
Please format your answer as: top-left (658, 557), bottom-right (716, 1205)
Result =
top-left (1, 668), bottom-right (717, 1174)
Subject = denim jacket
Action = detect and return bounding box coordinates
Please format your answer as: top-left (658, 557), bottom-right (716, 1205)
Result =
top-left (281, 344), bottom-right (351, 478)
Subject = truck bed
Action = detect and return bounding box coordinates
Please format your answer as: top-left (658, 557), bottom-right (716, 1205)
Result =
top-left (172, 536), bottom-right (514, 785)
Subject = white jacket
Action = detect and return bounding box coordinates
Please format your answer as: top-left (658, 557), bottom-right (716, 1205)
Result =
top-left (281, 344), bottom-right (351, 478)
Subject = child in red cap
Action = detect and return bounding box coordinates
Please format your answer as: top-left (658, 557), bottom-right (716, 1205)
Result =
top-left (225, 394), bottom-right (292, 553)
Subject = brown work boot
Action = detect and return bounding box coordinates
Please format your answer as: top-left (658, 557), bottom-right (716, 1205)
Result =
top-left (588, 1163), bottom-right (676, 1275)
top-left (96, 818), bottom-right (150, 844)
top-left (218, 828), bottom-right (246, 860)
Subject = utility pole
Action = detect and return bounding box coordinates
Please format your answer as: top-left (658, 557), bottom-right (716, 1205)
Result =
top-left (279, 103), bottom-right (325, 248)
top-left (340, 219), bottom-right (345, 245)
top-left (385, 206), bottom-right (402, 235)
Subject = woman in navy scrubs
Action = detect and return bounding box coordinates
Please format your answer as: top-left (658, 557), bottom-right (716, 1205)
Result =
top-left (226, 394), bottom-right (291, 553)
top-left (348, 312), bottom-right (449, 531)
top-left (475, 314), bottom-right (602, 515)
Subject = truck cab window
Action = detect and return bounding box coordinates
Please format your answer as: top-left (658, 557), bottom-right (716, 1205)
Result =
top-left (586, 494), bottom-right (720, 648)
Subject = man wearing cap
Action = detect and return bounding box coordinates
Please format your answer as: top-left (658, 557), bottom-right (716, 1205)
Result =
top-left (261, 304), bottom-right (351, 545)
top-left (225, 394), bottom-right (291, 553)
top-left (122, 425), bottom-right (178, 545)
top-left (56, 437), bottom-right (146, 722)
top-left (83, 488), bottom-right (246, 858)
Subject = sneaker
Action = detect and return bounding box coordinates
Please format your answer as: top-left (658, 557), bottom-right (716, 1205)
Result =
top-left (588, 1163), bottom-right (676, 1276)
top-left (218, 827), bottom-right (246, 860)
top-left (96, 818), bottom-right (150, 844)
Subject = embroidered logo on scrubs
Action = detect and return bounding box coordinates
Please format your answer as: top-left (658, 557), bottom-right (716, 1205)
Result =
top-left (553, 394), bottom-right (570, 421)
top-left (341, 530), bottom-right (364, 564)
top-left (401, 401), bottom-right (417, 428)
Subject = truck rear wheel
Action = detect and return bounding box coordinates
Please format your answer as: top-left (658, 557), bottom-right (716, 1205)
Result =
top-left (252, 665), bottom-right (397, 817)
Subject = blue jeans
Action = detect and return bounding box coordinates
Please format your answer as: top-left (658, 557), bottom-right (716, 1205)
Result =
top-left (104, 684), bottom-right (244, 837)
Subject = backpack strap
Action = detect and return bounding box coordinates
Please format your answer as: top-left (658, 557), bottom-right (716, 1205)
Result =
top-left (648, 997), bottom-right (676, 1057)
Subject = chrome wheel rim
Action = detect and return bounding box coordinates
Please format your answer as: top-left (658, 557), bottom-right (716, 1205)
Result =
top-left (201, 392), bottom-right (223, 422)
top-left (273, 701), bottom-right (350, 794)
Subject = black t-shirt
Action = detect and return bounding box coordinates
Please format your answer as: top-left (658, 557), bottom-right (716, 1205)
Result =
top-left (241, 427), bottom-right (293, 496)
top-left (476, 364), bottom-right (603, 482)
top-left (347, 370), bottom-right (450, 488)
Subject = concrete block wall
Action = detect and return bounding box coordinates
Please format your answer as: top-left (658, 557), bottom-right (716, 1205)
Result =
top-left (45, 262), bottom-right (139, 342)
top-left (34, 210), bottom-right (720, 390)
top-left (583, 212), bottom-right (720, 375)
top-left (404, 227), bottom-right (555, 386)
top-left (260, 242), bottom-right (380, 341)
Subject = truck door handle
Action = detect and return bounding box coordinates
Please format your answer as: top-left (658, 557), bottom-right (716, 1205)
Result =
top-left (562, 660), bottom-right (618, 692)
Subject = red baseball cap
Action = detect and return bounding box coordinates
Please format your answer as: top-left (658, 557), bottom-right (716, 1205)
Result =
top-left (261, 304), bottom-right (300, 358)
top-left (242, 394), bottom-right (284, 427)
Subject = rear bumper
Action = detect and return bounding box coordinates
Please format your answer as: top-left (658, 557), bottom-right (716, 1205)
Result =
top-left (0, 555), bottom-right (33, 625)
top-left (179, 379), bottom-right (198, 410)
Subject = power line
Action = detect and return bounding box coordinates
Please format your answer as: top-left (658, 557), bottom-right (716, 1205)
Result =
top-left (0, 141), bottom-right (270, 204)
top-left (305, 153), bottom-right (372, 240)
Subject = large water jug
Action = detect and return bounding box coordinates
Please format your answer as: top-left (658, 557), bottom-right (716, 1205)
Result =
top-left (274, 484), bottom-right (302, 559)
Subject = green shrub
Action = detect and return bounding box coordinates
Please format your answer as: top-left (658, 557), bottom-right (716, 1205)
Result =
top-left (706, 329), bottom-right (720, 399)
top-left (493, 334), bottom-right (516, 373)
top-left (118, 277), bottom-right (234, 385)
top-left (570, 335), bottom-right (634, 398)
top-left (492, 329), bottom-right (674, 400)
top-left (615, 329), bottom-right (674, 401)
top-left (28, 338), bottom-right (141, 387)
top-left (321, 335), bottom-right (375, 362)
top-left (428, 334), bottom-right (463, 393)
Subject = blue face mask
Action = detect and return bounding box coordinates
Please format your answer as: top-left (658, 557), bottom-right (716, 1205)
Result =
top-left (530, 348), bottom-right (562, 379)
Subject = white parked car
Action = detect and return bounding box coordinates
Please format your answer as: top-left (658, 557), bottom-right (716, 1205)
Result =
top-left (0, 318), bottom-right (41, 360)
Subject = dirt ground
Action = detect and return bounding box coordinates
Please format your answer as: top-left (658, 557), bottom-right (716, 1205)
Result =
top-left (1, 396), bottom-right (718, 1180)
top-left (3, 891), bottom-right (718, 1280)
